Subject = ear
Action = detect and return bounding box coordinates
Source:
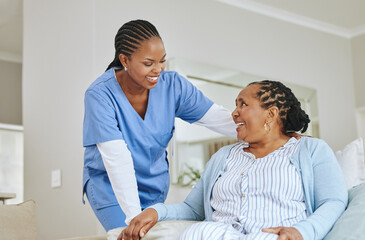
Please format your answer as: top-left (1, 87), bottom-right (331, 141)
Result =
top-left (266, 106), bottom-right (279, 124)
top-left (118, 54), bottom-right (129, 68)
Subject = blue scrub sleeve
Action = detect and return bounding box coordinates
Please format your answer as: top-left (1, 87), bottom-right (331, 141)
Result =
top-left (174, 74), bottom-right (213, 123)
top-left (83, 89), bottom-right (123, 147)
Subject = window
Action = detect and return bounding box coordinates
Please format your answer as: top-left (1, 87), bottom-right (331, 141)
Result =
top-left (0, 123), bottom-right (23, 204)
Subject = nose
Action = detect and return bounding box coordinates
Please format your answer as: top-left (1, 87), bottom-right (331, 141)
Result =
top-left (232, 108), bottom-right (239, 119)
top-left (153, 62), bottom-right (165, 74)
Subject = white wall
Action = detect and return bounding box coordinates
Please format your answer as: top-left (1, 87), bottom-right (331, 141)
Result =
top-left (351, 34), bottom-right (365, 148)
top-left (23, 1), bottom-right (98, 239)
top-left (351, 34), bottom-right (365, 109)
top-left (0, 60), bottom-right (22, 125)
top-left (23, 0), bottom-right (357, 239)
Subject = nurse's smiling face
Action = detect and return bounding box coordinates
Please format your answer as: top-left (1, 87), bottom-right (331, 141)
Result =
top-left (120, 37), bottom-right (166, 90)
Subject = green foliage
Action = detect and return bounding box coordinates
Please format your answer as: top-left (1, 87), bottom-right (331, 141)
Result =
top-left (177, 165), bottom-right (201, 187)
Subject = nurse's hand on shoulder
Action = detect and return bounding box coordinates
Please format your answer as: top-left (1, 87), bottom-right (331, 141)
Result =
top-left (287, 132), bottom-right (302, 140)
top-left (118, 208), bottom-right (158, 240)
top-left (262, 226), bottom-right (303, 240)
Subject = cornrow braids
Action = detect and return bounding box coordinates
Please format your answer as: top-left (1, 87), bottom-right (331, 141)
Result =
top-left (249, 80), bottom-right (311, 134)
top-left (106, 20), bottom-right (161, 71)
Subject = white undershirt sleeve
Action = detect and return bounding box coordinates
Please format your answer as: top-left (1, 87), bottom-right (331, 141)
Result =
top-left (97, 139), bottom-right (141, 225)
top-left (194, 103), bottom-right (237, 139)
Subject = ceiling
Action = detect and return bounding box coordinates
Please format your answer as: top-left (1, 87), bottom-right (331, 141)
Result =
top-left (254, 0), bottom-right (365, 29)
top-left (0, 0), bottom-right (364, 62)
top-left (218, 0), bottom-right (365, 37)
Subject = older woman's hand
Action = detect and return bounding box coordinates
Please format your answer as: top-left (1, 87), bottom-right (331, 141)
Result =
top-left (118, 208), bottom-right (158, 240)
top-left (262, 226), bottom-right (303, 240)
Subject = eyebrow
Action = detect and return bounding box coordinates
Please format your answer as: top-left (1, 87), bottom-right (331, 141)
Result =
top-left (144, 53), bottom-right (166, 61)
top-left (235, 98), bottom-right (246, 105)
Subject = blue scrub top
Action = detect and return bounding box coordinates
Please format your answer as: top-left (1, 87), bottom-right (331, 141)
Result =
top-left (83, 68), bottom-right (213, 210)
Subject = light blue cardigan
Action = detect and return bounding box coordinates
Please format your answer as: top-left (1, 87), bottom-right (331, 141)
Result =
top-left (151, 137), bottom-right (348, 240)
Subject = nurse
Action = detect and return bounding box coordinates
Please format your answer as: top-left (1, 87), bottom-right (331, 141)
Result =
top-left (82, 19), bottom-right (236, 231)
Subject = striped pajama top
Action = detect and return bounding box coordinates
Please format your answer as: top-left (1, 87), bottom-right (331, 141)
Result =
top-left (210, 137), bottom-right (307, 234)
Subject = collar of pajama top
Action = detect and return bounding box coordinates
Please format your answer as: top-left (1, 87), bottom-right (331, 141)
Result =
top-left (210, 137), bottom-right (307, 234)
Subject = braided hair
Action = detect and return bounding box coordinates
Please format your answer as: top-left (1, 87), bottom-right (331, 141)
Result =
top-left (106, 19), bottom-right (161, 71)
top-left (249, 80), bottom-right (310, 134)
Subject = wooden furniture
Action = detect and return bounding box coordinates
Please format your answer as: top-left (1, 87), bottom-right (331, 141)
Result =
top-left (0, 192), bottom-right (16, 204)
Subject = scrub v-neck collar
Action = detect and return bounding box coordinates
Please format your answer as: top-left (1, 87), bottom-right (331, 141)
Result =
top-left (113, 68), bottom-right (153, 122)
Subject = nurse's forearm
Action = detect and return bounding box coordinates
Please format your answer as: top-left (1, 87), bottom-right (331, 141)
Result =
top-left (97, 140), bottom-right (142, 225)
top-left (194, 103), bottom-right (237, 139)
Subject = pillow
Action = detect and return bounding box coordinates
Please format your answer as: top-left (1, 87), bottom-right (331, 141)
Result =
top-left (0, 200), bottom-right (37, 240)
top-left (324, 182), bottom-right (365, 240)
top-left (335, 138), bottom-right (365, 189)
top-left (107, 220), bottom-right (198, 240)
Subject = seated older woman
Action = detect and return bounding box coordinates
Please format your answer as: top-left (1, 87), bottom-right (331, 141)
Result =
top-left (120, 80), bottom-right (348, 240)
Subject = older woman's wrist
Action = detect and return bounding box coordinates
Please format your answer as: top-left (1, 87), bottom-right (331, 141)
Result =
top-left (147, 203), bottom-right (165, 221)
top-left (292, 223), bottom-right (310, 240)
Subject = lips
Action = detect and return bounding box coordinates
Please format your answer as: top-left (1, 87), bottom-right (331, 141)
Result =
top-left (236, 122), bottom-right (245, 127)
top-left (235, 122), bottom-right (246, 132)
top-left (146, 76), bottom-right (159, 82)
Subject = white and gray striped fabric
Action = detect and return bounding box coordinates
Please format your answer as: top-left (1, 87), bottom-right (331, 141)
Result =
top-left (181, 137), bottom-right (307, 240)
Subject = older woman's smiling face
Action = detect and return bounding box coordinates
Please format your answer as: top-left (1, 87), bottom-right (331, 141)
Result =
top-left (232, 84), bottom-right (269, 143)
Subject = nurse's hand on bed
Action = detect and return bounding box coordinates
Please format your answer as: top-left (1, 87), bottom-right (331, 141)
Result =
top-left (262, 226), bottom-right (303, 240)
top-left (118, 208), bottom-right (158, 240)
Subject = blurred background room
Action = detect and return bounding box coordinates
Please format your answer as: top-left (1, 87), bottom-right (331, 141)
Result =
top-left (0, 0), bottom-right (365, 239)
